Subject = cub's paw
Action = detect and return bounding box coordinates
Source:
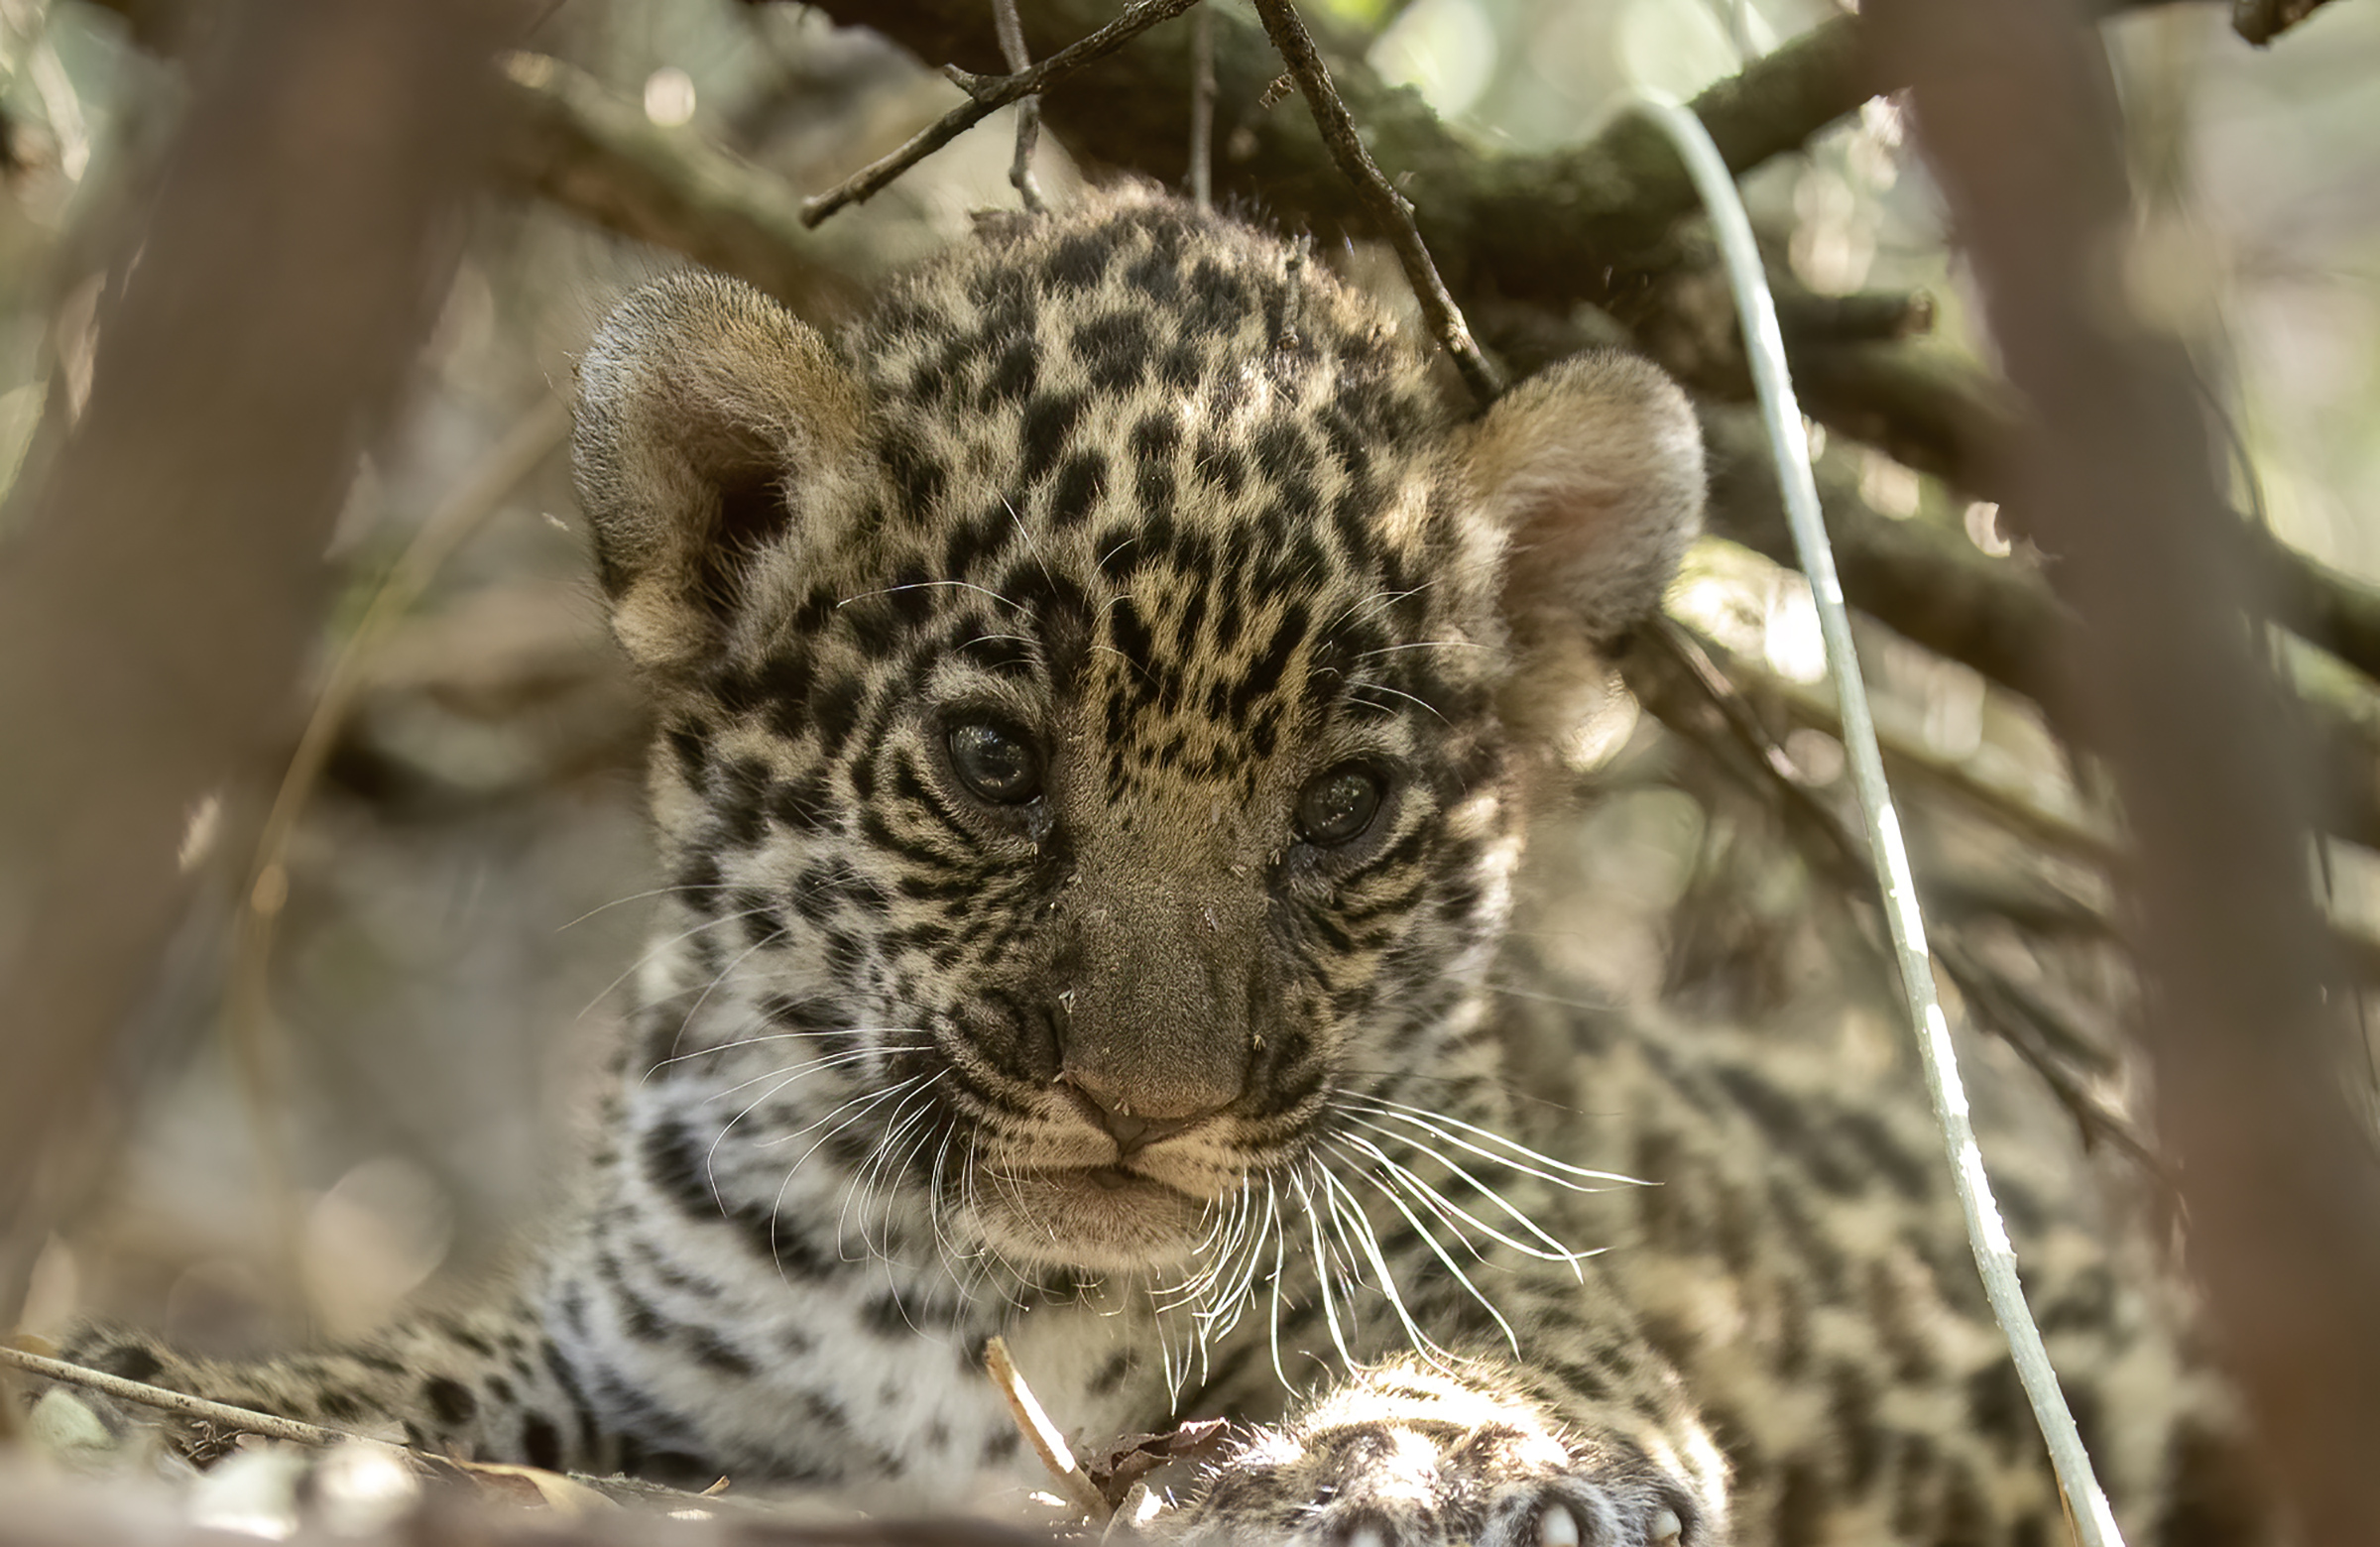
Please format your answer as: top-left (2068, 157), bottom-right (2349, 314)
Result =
top-left (1172, 1418), bottom-right (1699, 1547)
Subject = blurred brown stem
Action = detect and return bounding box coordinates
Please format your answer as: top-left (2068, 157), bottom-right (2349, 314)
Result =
top-left (0, 0), bottom-right (506, 1327)
top-left (1874, 0), bottom-right (2380, 1537)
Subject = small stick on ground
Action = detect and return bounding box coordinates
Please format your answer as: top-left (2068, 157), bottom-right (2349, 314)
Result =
top-left (1188, 3), bottom-right (1216, 211)
top-left (1248, 0), bottom-right (1504, 407)
top-left (989, 0), bottom-right (1047, 212)
top-left (983, 1336), bottom-right (1111, 1523)
top-left (800, 0), bottom-right (1208, 228)
top-left (0, 1344), bottom-right (378, 1452)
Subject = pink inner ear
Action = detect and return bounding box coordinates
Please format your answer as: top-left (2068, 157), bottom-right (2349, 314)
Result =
top-left (1472, 353), bottom-right (1705, 646)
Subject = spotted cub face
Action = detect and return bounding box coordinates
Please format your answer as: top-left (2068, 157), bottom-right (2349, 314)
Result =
top-left (574, 189), bottom-right (1701, 1278)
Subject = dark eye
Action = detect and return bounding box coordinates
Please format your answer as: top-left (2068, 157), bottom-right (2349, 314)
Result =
top-left (1295, 765), bottom-right (1385, 846)
top-left (948, 720), bottom-right (1043, 804)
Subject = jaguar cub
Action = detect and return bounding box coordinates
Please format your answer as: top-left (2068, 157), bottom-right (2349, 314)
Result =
top-left (54, 187), bottom-right (2268, 1547)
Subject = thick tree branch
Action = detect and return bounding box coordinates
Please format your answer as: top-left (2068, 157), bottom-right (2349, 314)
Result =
top-left (815, 0), bottom-right (1881, 308)
top-left (493, 52), bottom-right (868, 318)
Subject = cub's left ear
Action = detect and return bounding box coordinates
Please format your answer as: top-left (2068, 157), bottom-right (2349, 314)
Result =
top-left (1460, 353), bottom-right (1704, 734)
top-left (574, 271), bottom-right (872, 684)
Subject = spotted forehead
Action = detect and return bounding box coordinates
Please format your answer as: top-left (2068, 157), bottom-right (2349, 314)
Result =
top-left (721, 196), bottom-right (1505, 789)
top-left (849, 199), bottom-right (1447, 539)
top-left (886, 212), bottom-right (1475, 599)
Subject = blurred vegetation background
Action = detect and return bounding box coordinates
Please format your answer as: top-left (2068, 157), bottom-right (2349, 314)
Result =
top-left (0, 0), bottom-right (2375, 1398)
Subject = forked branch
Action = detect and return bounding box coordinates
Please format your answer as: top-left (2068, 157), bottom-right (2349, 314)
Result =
top-left (799, 0), bottom-right (1208, 227)
top-left (1248, 0), bottom-right (1504, 406)
top-left (989, 0), bottom-right (1048, 213)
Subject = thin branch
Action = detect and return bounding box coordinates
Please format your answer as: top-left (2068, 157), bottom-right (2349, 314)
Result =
top-left (1, 1344), bottom-right (381, 1451)
top-left (1249, 0), bottom-right (1502, 406)
top-left (989, 0), bottom-right (1047, 213)
top-left (798, 0), bottom-right (1208, 229)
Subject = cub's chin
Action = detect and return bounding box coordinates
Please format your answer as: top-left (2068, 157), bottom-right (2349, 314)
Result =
top-left (966, 1165), bottom-right (1214, 1273)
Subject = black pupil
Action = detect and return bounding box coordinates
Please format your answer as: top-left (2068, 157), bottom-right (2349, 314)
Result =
top-left (949, 722), bottom-right (1040, 803)
top-left (1298, 767), bottom-right (1382, 845)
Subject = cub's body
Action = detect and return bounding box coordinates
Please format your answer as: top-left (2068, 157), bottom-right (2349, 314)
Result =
top-left (59, 191), bottom-right (2263, 1547)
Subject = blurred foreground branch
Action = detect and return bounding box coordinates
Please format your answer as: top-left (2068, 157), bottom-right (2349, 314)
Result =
top-left (1875, 0), bottom-right (2380, 1540)
top-left (0, 0), bottom-right (506, 1321)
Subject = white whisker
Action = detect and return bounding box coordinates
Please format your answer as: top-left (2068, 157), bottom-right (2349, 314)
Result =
top-left (1343, 1097), bottom-right (1643, 1189)
top-left (837, 579), bottom-right (1025, 614)
top-left (1323, 1138), bottom-right (1521, 1358)
top-left (1340, 1122), bottom-right (1595, 1272)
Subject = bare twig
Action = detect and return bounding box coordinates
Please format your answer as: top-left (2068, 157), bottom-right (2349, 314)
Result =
top-left (1188, 3), bottom-right (1215, 211)
top-left (1, 1344), bottom-right (380, 1451)
top-left (989, 0), bottom-right (1047, 213)
top-left (982, 1336), bottom-right (1110, 1523)
top-left (1248, 0), bottom-right (1502, 406)
top-left (798, 0), bottom-right (1208, 228)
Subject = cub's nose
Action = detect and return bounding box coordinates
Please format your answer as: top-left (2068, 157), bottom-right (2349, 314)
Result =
top-left (1060, 1074), bottom-right (1221, 1158)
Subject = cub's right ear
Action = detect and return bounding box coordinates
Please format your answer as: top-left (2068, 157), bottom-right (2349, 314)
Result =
top-left (573, 271), bottom-right (870, 680)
